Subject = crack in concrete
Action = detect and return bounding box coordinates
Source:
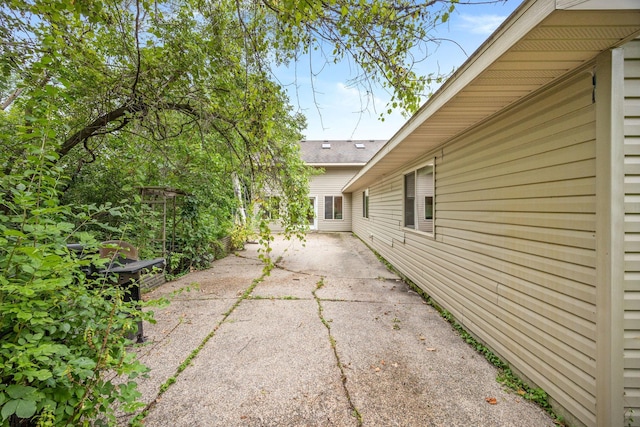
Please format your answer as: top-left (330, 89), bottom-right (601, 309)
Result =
top-left (312, 277), bottom-right (363, 427)
top-left (274, 262), bottom-right (398, 282)
top-left (130, 267), bottom-right (270, 426)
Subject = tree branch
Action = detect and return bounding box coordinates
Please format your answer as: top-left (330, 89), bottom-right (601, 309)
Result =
top-left (57, 102), bottom-right (138, 157)
top-left (1, 87), bottom-right (24, 110)
top-left (131, 0), bottom-right (142, 95)
top-left (57, 100), bottom-right (202, 158)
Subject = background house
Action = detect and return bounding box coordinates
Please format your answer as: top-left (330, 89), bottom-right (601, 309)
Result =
top-left (299, 140), bottom-right (385, 231)
top-left (340, 0), bottom-right (640, 426)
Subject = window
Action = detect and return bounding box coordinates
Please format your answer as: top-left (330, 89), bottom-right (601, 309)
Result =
top-left (324, 196), bottom-right (343, 220)
top-left (404, 163), bottom-right (434, 233)
top-left (425, 196), bottom-right (433, 220)
top-left (404, 173), bottom-right (415, 228)
top-left (362, 189), bottom-right (369, 218)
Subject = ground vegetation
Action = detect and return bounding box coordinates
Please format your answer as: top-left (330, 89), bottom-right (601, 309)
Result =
top-left (0, 0), bottom-right (496, 424)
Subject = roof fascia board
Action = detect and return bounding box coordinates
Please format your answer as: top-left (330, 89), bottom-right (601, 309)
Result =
top-left (556, 0), bottom-right (639, 9)
top-left (343, 0), bottom-right (556, 192)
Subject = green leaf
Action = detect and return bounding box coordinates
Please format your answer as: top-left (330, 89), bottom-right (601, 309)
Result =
top-left (14, 399), bottom-right (37, 419)
top-left (1, 398), bottom-right (37, 421)
top-left (6, 385), bottom-right (36, 400)
top-left (4, 229), bottom-right (26, 238)
top-left (24, 369), bottom-right (52, 381)
top-left (1, 400), bottom-right (17, 421)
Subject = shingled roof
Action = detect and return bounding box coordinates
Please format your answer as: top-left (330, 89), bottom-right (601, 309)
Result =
top-left (299, 140), bottom-right (387, 166)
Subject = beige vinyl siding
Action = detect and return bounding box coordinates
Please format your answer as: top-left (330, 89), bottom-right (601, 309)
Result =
top-left (352, 68), bottom-right (598, 426)
top-left (624, 39), bottom-right (640, 426)
top-left (310, 166), bottom-right (359, 232)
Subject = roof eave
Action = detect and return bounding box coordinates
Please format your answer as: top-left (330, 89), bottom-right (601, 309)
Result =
top-left (343, 0), bottom-right (640, 193)
top-left (307, 163), bottom-right (366, 167)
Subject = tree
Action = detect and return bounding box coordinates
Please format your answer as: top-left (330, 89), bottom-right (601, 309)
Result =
top-left (1, 0), bottom-right (314, 252)
top-left (0, 0), bottom-right (480, 168)
top-left (0, 0), bottom-right (497, 424)
top-left (0, 0), bottom-right (489, 231)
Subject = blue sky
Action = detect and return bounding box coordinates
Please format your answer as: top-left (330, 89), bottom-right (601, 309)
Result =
top-left (274, 0), bottom-right (520, 140)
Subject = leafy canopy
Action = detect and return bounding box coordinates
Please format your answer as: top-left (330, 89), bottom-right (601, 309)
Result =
top-left (0, 0), bottom-right (493, 424)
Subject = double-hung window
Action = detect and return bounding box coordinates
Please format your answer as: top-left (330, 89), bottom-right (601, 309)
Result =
top-left (324, 196), bottom-right (343, 220)
top-left (404, 163), bottom-right (434, 233)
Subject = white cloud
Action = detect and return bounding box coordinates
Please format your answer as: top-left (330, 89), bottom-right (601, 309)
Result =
top-left (333, 82), bottom-right (387, 112)
top-left (457, 14), bottom-right (507, 35)
top-left (274, 2), bottom-right (519, 141)
top-left (298, 81), bottom-right (406, 140)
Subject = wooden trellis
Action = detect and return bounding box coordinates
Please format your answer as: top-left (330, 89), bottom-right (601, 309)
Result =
top-left (139, 186), bottom-right (187, 257)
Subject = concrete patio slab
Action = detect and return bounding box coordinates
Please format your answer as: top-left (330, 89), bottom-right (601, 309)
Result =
top-left (123, 232), bottom-right (556, 427)
top-left (142, 299), bottom-right (355, 427)
top-left (322, 294), bottom-right (552, 426)
top-left (266, 233), bottom-right (397, 281)
top-left (115, 253), bottom-right (267, 424)
top-left (248, 265), bottom-right (318, 300)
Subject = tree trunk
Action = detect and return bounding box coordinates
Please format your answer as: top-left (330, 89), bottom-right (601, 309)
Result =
top-left (232, 172), bottom-right (246, 225)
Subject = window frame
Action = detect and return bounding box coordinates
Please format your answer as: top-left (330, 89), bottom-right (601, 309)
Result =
top-left (404, 172), bottom-right (415, 229)
top-left (362, 189), bottom-right (369, 219)
top-left (403, 160), bottom-right (435, 236)
top-left (324, 195), bottom-right (344, 220)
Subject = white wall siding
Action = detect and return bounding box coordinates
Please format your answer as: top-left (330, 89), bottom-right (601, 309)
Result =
top-left (624, 39), bottom-right (640, 427)
top-left (310, 167), bottom-right (360, 232)
top-left (352, 69), bottom-right (598, 426)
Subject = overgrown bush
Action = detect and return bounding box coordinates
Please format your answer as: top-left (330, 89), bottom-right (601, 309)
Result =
top-left (0, 148), bottom-right (156, 426)
top-left (169, 199), bottom-right (229, 273)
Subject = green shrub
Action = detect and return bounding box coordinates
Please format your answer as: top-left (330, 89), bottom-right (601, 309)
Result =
top-left (0, 148), bottom-right (153, 426)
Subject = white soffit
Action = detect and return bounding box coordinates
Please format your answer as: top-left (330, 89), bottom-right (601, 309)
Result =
top-left (343, 0), bottom-right (640, 192)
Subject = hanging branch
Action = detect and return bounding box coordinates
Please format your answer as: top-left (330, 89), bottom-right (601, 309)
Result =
top-left (57, 100), bottom-right (203, 158)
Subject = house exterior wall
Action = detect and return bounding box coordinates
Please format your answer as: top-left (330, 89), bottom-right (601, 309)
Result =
top-left (310, 166), bottom-right (360, 232)
top-left (623, 39), bottom-right (640, 425)
top-left (352, 65), bottom-right (601, 426)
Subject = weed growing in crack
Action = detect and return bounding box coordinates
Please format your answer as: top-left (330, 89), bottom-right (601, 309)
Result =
top-left (352, 409), bottom-right (363, 424)
top-left (392, 317), bottom-right (401, 330)
top-left (626, 407), bottom-right (634, 427)
top-left (312, 277), bottom-right (363, 426)
top-left (329, 335), bottom-right (337, 348)
top-left (132, 274), bottom-right (268, 425)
